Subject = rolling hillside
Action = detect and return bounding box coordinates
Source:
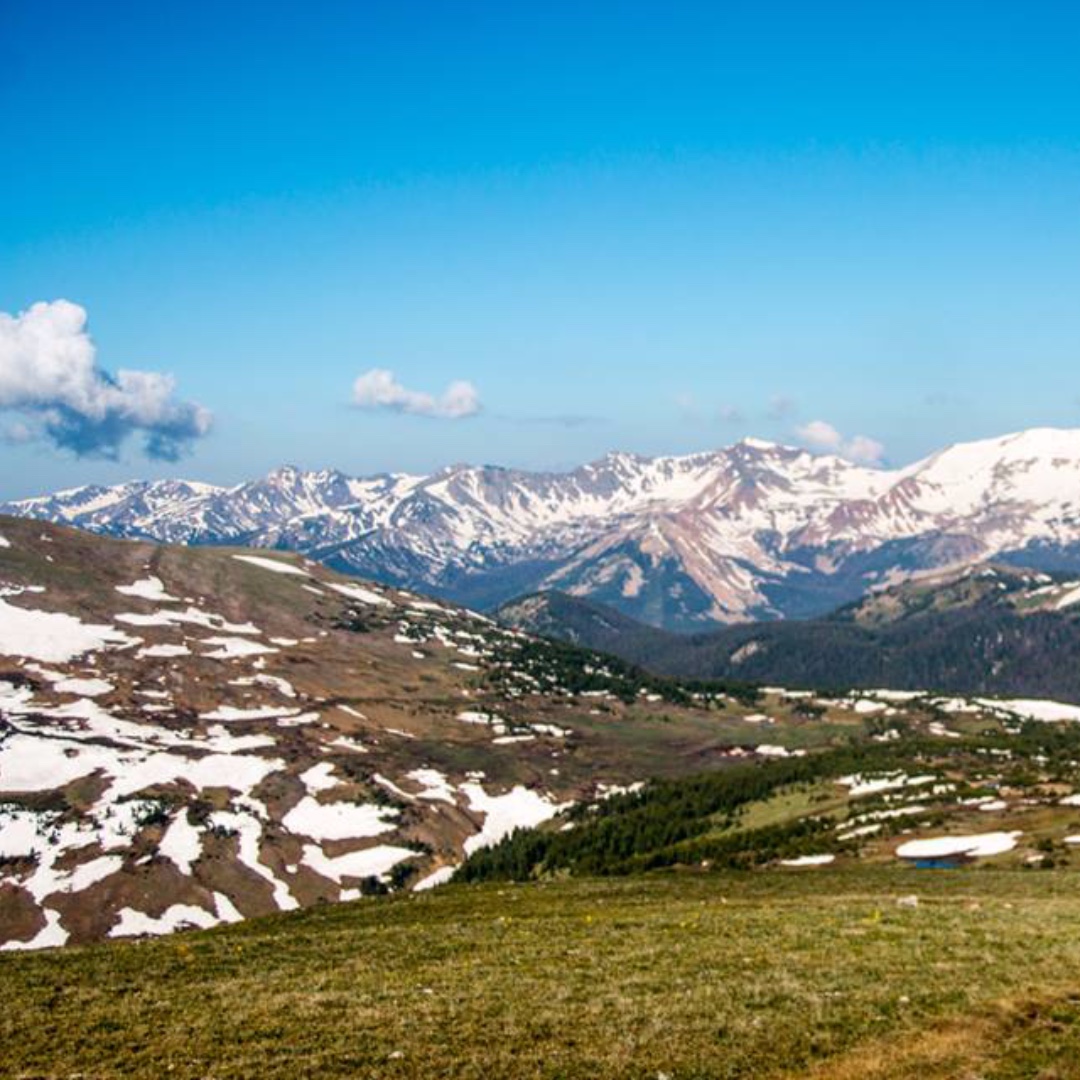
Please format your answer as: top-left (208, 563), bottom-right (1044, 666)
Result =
top-left (0, 514), bottom-right (775, 949)
top-left (498, 564), bottom-right (1080, 701)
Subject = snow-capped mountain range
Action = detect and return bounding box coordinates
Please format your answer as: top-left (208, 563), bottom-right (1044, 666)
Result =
top-left (7, 427), bottom-right (1080, 630)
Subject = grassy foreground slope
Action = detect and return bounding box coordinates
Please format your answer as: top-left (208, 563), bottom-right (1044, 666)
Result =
top-left (4, 869), bottom-right (1080, 1079)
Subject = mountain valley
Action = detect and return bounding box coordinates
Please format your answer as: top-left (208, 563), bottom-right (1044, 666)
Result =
top-left (498, 562), bottom-right (1080, 701)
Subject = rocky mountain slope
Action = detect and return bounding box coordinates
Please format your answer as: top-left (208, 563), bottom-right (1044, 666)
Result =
top-left (1, 515), bottom-right (780, 950)
top-left (7, 427), bottom-right (1080, 630)
top-left (499, 564), bottom-right (1080, 701)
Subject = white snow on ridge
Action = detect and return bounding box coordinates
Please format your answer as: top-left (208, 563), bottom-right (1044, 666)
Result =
top-left (199, 636), bottom-right (278, 659)
top-left (0, 597), bottom-right (139, 662)
top-left (414, 865), bottom-right (457, 891)
top-left (158, 813), bottom-right (204, 875)
top-left (200, 704), bottom-right (300, 722)
top-left (755, 744), bottom-right (791, 758)
top-left (115, 576), bottom-right (179, 602)
top-left (116, 606), bottom-right (261, 635)
top-left (137, 643), bottom-right (191, 658)
top-left (457, 710), bottom-right (505, 725)
top-left (301, 842), bottom-right (416, 884)
top-left (461, 783), bottom-right (569, 855)
top-left (53, 676), bottom-right (113, 697)
top-left (231, 673), bottom-right (296, 697)
top-left (282, 797), bottom-right (398, 842)
top-left (407, 768), bottom-right (456, 804)
top-left (109, 903), bottom-right (219, 938)
top-left (207, 808), bottom-right (298, 911)
top-left (327, 582), bottom-right (392, 607)
top-left (232, 554), bottom-right (309, 577)
top-left (299, 762), bottom-right (341, 794)
top-left (1, 909), bottom-right (67, 951)
top-left (895, 831), bottom-right (1022, 860)
top-left (0, 691), bottom-right (285, 793)
top-left (201, 725), bottom-right (276, 753)
top-left (0, 533), bottom-right (10, 548)
top-left (975, 698), bottom-right (1080, 723)
top-left (1054, 583), bottom-right (1080, 610)
top-left (850, 699), bottom-right (887, 715)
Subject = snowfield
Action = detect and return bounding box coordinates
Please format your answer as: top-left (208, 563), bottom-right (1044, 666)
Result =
top-left (0, 596), bottom-right (139, 662)
top-left (328, 582), bottom-right (391, 606)
top-left (232, 554), bottom-right (310, 577)
top-left (976, 698), bottom-right (1080, 723)
top-left (895, 831), bottom-right (1022, 860)
top-left (461, 783), bottom-right (570, 855)
top-left (115, 576), bottom-right (179, 602)
top-left (282, 797), bottom-right (399, 842)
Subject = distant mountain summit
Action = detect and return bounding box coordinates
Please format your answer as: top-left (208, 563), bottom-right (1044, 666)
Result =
top-left (8, 427), bottom-right (1080, 630)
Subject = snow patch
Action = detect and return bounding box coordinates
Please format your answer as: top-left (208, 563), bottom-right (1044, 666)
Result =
top-left (109, 903), bottom-right (219, 938)
top-left (115, 576), bottom-right (179, 602)
top-left (414, 865), bottom-right (457, 891)
top-left (116, 606), bottom-right (261, 635)
top-left (895, 831), bottom-right (1022, 860)
top-left (460, 783), bottom-right (569, 855)
top-left (137, 642), bottom-right (191, 658)
top-left (232, 554), bottom-right (309, 577)
top-left (157, 814), bottom-right (204, 876)
top-left (301, 843), bottom-right (416, 884)
top-left (199, 636), bottom-right (278, 660)
top-left (976, 698), bottom-right (1080, 723)
top-left (282, 797), bottom-right (398, 842)
top-left (0, 598), bottom-right (139, 662)
top-left (407, 768), bottom-right (456, 804)
top-left (328, 582), bottom-right (391, 607)
top-left (200, 704), bottom-right (300, 722)
top-left (53, 676), bottom-right (113, 697)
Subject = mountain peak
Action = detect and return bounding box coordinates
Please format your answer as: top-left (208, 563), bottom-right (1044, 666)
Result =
top-left (735, 436), bottom-right (781, 452)
top-left (8, 427), bottom-right (1080, 631)
top-left (266, 464), bottom-right (303, 481)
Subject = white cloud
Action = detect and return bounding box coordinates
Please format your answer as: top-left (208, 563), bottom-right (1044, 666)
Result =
top-left (795, 420), bottom-right (884, 465)
top-left (844, 434), bottom-right (886, 464)
top-left (352, 368), bottom-right (480, 419)
top-left (796, 420), bottom-right (844, 450)
top-left (0, 300), bottom-right (212, 460)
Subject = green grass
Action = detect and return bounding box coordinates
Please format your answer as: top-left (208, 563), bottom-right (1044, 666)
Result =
top-left (717, 783), bottom-right (854, 844)
top-left (5, 868), bottom-right (1080, 1079)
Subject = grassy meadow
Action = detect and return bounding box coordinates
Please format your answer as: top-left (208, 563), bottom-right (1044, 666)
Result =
top-left (4, 867), bottom-right (1080, 1079)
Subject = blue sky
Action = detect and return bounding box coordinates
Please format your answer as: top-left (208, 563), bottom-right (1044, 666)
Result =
top-left (3, 1), bottom-right (1080, 497)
